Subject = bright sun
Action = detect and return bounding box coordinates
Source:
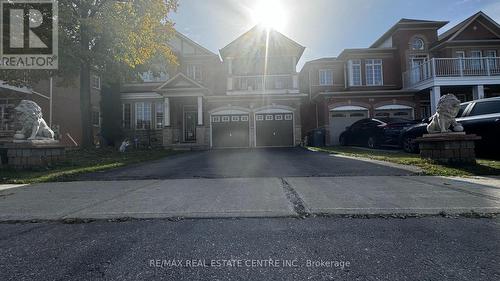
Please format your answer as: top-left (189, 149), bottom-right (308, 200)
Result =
top-left (251, 0), bottom-right (287, 31)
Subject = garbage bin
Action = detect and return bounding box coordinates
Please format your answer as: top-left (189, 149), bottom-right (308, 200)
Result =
top-left (310, 128), bottom-right (325, 147)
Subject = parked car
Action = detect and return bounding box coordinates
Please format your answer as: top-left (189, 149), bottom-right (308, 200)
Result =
top-left (400, 97), bottom-right (500, 157)
top-left (339, 118), bottom-right (418, 148)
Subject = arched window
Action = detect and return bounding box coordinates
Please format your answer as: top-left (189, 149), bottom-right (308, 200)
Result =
top-left (411, 37), bottom-right (425, 51)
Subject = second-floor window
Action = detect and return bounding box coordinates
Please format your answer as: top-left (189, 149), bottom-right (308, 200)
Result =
top-left (187, 64), bottom-right (203, 82)
top-left (486, 50), bottom-right (497, 69)
top-left (365, 59), bottom-right (383, 86)
top-left (348, 60), bottom-right (362, 86)
top-left (470, 50), bottom-right (482, 70)
top-left (319, 69), bottom-right (333, 86)
top-left (135, 102), bottom-right (152, 130)
top-left (91, 75), bottom-right (101, 90)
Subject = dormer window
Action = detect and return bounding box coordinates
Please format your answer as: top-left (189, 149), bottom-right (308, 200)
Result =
top-left (411, 37), bottom-right (425, 51)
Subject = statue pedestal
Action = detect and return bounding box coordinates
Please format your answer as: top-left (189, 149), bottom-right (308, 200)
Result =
top-left (5, 141), bottom-right (65, 169)
top-left (415, 133), bottom-right (481, 164)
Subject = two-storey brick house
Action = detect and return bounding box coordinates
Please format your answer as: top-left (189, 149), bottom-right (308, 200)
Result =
top-left (300, 11), bottom-right (500, 145)
top-left (121, 26), bottom-right (306, 149)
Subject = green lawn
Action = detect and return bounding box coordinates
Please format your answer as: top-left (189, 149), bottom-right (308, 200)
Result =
top-left (0, 148), bottom-right (177, 184)
top-left (308, 146), bottom-right (500, 177)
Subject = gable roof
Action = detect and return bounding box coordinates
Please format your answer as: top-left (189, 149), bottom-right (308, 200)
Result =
top-left (169, 30), bottom-right (217, 57)
top-left (155, 72), bottom-right (207, 92)
top-left (370, 18), bottom-right (448, 48)
top-left (437, 11), bottom-right (500, 42)
top-left (219, 25), bottom-right (305, 62)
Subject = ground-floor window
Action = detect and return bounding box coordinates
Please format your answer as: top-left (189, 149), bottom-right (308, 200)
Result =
top-left (135, 102), bottom-right (152, 129)
top-left (92, 110), bottom-right (100, 127)
top-left (123, 103), bottom-right (131, 129)
top-left (0, 99), bottom-right (15, 131)
top-left (155, 103), bottom-right (164, 129)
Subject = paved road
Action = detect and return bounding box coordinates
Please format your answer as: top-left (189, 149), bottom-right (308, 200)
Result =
top-left (1, 217), bottom-right (499, 281)
top-left (79, 148), bottom-right (415, 180)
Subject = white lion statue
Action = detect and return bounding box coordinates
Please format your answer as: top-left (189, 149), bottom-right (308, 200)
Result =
top-left (14, 100), bottom-right (55, 141)
top-left (426, 94), bottom-right (464, 134)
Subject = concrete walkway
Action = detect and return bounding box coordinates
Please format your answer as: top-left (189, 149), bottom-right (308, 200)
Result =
top-left (0, 176), bottom-right (499, 220)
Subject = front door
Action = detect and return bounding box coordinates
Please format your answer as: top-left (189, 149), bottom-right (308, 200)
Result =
top-left (184, 111), bottom-right (197, 142)
top-left (410, 55), bottom-right (428, 82)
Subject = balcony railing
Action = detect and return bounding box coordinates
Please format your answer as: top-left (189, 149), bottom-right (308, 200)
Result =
top-left (230, 74), bottom-right (298, 92)
top-left (403, 57), bottom-right (500, 89)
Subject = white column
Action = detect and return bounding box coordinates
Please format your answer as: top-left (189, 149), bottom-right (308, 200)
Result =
top-left (197, 96), bottom-right (203, 125)
top-left (472, 85), bottom-right (484, 100)
top-left (430, 86), bottom-right (441, 114)
top-left (163, 97), bottom-right (170, 127)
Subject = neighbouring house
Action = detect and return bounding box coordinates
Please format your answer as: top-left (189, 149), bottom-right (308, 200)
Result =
top-left (300, 11), bottom-right (500, 145)
top-left (0, 77), bottom-right (101, 147)
top-left (121, 26), bottom-right (306, 149)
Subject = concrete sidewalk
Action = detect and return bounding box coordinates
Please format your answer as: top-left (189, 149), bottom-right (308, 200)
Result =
top-left (0, 176), bottom-right (499, 220)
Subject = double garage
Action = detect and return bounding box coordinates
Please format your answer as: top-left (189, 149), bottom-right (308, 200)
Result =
top-left (328, 104), bottom-right (414, 145)
top-left (210, 109), bottom-right (294, 148)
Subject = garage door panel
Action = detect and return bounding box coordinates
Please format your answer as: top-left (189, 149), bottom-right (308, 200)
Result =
top-left (374, 109), bottom-right (413, 119)
top-left (256, 113), bottom-right (294, 147)
top-left (212, 114), bottom-right (249, 148)
top-left (329, 111), bottom-right (368, 145)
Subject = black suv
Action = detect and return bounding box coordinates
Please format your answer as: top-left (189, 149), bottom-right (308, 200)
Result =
top-left (400, 97), bottom-right (500, 158)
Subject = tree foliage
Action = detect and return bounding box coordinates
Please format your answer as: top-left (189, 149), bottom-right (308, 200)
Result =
top-left (1, 0), bottom-right (178, 146)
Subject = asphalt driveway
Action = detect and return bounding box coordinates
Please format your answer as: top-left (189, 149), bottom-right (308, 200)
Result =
top-left (79, 147), bottom-right (415, 181)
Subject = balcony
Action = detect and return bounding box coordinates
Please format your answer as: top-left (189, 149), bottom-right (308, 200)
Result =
top-left (227, 74), bottom-right (299, 95)
top-left (403, 57), bottom-right (500, 90)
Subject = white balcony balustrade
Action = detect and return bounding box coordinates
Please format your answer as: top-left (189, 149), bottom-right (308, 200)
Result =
top-left (229, 74), bottom-right (299, 94)
top-left (403, 57), bottom-right (500, 90)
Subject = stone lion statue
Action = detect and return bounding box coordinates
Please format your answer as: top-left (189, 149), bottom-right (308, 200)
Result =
top-left (427, 94), bottom-right (464, 134)
top-left (14, 100), bottom-right (55, 141)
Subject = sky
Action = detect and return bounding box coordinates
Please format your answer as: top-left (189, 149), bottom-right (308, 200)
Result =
top-left (170, 0), bottom-right (500, 69)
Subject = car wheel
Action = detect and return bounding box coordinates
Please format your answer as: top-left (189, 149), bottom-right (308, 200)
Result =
top-left (339, 134), bottom-right (347, 146)
top-left (402, 136), bottom-right (418, 153)
top-left (367, 136), bottom-right (377, 149)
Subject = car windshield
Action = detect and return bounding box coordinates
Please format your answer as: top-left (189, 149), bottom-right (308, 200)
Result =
top-left (457, 103), bottom-right (470, 117)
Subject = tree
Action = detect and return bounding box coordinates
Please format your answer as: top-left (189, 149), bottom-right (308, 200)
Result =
top-left (1, 0), bottom-right (178, 147)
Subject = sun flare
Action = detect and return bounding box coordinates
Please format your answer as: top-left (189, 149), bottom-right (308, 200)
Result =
top-left (251, 0), bottom-right (287, 31)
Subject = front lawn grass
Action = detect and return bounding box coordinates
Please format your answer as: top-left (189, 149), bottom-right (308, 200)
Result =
top-left (309, 146), bottom-right (500, 177)
top-left (0, 148), bottom-right (177, 184)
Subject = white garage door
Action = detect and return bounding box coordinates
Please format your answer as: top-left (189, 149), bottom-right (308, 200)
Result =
top-left (374, 105), bottom-right (414, 119)
top-left (329, 106), bottom-right (368, 145)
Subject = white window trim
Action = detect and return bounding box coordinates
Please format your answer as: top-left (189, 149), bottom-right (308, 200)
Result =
top-left (187, 64), bottom-right (203, 81)
top-left (455, 51), bottom-right (465, 58)
top-left (470, 50), bottom-right (482, 57)
top-left (348, 60), bottom-right (362, 86)
top-left (122, 103), bottom-right (132, 129)
top-left (135, 102), bottom-right (152, 130)
top-left (365, 59), bottom-right (383, 86)
top-left (318, 69), bottom-right (334, 86)
top-left (485, 50), bottom-right (497, 57)
top-left (155, 103), bottom-right (164, 129)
